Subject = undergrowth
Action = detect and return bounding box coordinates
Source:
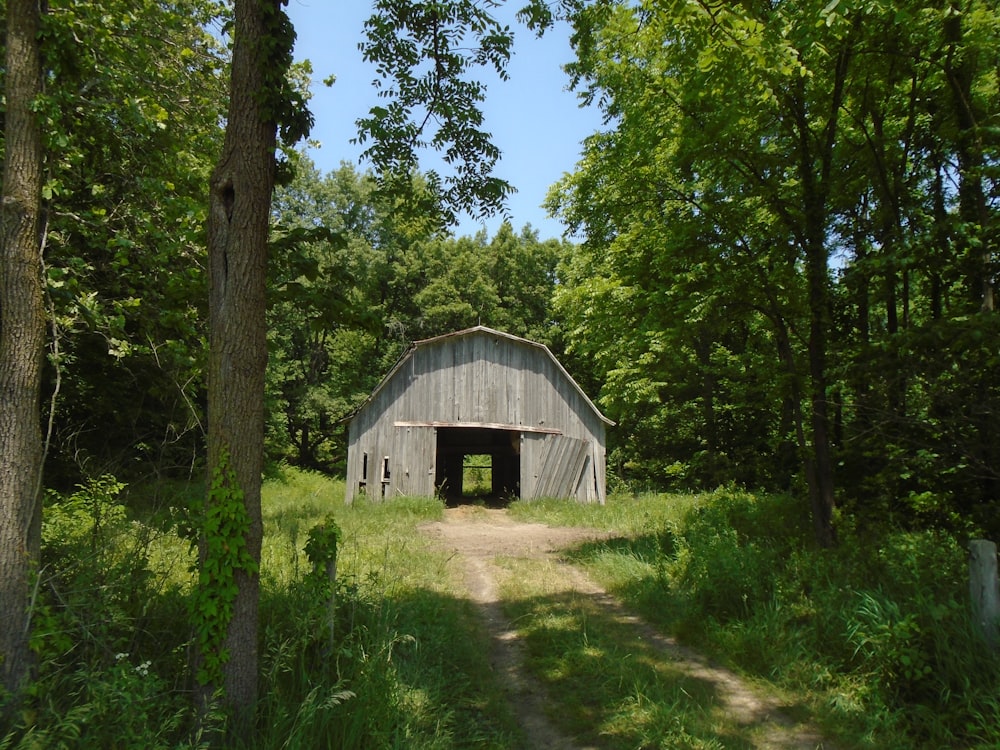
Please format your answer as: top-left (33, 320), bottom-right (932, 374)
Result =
top-left (513, 488), bottom-right (1000, 748)
top-left (5, 473), bottom-right (998, 748)
top-left (1, 468), bottom-right (519, 749)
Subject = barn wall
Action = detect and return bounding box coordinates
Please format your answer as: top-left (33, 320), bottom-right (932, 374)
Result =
top-left (346, 329), bottom-right (608, 503)
top-left (391, 425), bottom-right (436, 497)
top-left (346, 419), bottom-right (438, 501)
top-left (522, 433), bottom-right (605, 502)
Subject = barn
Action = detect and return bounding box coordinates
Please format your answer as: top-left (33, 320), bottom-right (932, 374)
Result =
top-left (345, 326), bottom-right (612, 505)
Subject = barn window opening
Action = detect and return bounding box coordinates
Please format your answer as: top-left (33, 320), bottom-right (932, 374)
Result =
top-left (359, 452), bottom-right (368, 493)
top-left (462, 454), bottom-right (492, 497)
top-left (380, 456), bottom-right (390, 498)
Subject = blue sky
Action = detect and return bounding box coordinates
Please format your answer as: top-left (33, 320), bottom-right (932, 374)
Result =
top-left (284, 1), bottom-right (603, 239)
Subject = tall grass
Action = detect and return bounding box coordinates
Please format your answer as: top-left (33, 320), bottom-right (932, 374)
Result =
top-left (3, 468), bottom-right (520, 749)
top-left (8, 473), bottom-right (998, 748)
top-left (512, 488), bottom-right (1000, 748)
top-left (254, 468), bottom-right (520, 749)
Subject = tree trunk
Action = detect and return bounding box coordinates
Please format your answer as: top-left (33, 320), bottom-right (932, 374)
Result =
top-left (803, 217), bottom-right (837, 548)
top-left (0, 0), bottom-right (45, 705)
top-left (791, 42), bottom-right (851, 548)
top-left (795, 217), bottom-right (838, 547)
top-left (772, 314), bottom-right (815, 503)
top-left (201, 0), bottom-right (278, 730)
top-left (930, 154), bottom-right (947, 320)
top-left (944, 4), bottom-right (994, 314)
top-left (694, 331), bottom-right (718, 462)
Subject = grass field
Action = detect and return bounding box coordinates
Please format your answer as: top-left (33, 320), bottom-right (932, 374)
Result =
top-left (509, 490), bottom-right (1000, 749)
top-left (5, 470), bottom-right (999, 748)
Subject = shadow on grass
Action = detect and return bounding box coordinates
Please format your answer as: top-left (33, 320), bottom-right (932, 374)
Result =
top-left (386, 585), bottom-right (526, 748)
top-left (488, 542), bottom-right (825, 750)
top-left (563, 534), bottom-right (683, 628)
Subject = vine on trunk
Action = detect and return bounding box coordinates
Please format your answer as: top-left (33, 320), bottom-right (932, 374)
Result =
top-left (189, 446), bottom-right (259, 686)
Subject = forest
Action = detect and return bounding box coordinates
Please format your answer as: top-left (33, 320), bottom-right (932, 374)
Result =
top-left (1, 0), bottom-right (998, 747)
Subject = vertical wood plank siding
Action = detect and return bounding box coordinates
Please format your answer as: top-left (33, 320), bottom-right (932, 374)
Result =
top-left (346, 327), bottom-right (610, 503)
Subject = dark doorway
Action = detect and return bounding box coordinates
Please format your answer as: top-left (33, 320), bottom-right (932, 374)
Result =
top-left (435, 427), bottom-right (520, 506)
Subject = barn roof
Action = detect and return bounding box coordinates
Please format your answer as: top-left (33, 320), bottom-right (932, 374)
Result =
top-left (353, 325), bottom-right (614, 426)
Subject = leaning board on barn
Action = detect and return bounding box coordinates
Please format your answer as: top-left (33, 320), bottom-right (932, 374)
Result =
top-left (345, 326), bottom-right (613, 504)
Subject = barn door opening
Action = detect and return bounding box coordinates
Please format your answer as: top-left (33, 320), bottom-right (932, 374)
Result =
top-left (435, 427), bottom-right (520, 507)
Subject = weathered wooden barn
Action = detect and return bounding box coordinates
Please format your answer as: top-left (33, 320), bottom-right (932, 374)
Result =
top-left (345, 326), bottom-right (612, 504)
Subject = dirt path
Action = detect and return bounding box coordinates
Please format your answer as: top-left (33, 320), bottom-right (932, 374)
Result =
top-left (419, 507), bottom-right (833, 750)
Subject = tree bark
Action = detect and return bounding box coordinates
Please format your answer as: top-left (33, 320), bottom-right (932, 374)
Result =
top-left (0, 0), bottom-right (45, 704)
top-left (201, 0), bottom-right (277, 730)
top-left (930, 154), bottom-right (948, 320)
top-left (790, 35), bottom-right (853, 548)
top-left (944, 3), bottom-right (994, 314)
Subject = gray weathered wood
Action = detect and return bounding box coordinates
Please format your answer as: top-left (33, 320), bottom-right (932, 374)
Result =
top-left (531, 435), bottom-right (590, 500)
top-left (969, 539), bottom-right (1000, 648)
top-left (346, 327), bottom-right (612, 504)
top-left (395, 420), bottom-right (562, 435)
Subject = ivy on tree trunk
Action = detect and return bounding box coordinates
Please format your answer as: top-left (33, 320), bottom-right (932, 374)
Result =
top-left (200, 0), bottom-right (278, 731)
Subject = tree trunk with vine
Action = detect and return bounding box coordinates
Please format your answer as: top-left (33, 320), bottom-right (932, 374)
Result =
top-left (200, 0), bottom-right (277, 730)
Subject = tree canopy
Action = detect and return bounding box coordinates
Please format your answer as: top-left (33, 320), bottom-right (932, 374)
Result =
top-left (549, 0), bottom-right (999, 538)
top-left (0, 0), bottom-right (993, 551)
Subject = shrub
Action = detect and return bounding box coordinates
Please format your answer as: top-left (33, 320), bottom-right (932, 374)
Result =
top-left (4, 475), bottom-right (200, 749)
top-left (635, 489), bottom-right (1000, 746)
top-left (670, 526), bottom-right (778, 624)
top-left (663, 488), bottom-right (798, 626)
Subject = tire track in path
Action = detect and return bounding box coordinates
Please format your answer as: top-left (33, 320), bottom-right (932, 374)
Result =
top-left (420, 507), bottom-right (834, 750)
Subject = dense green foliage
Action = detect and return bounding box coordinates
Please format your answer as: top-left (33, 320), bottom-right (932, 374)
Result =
top-left (4, 471), bottom-right (520, 748)
top-left (33, 0), bottom-right (228, 486)
top-left (548, 0), bottom-right (999, 538)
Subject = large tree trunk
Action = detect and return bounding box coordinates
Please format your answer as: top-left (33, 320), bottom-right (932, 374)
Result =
top-left (794, 129), bottom-right (837, 547)
top-left (0, 0), bottom-right (45, 704)
top-left (201, 0), bottom-right (278, 730)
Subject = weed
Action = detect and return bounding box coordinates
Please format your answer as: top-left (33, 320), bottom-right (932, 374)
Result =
top-left (5, 470), bottom-right (517, 749)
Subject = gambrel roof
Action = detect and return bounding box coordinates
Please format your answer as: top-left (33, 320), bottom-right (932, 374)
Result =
top-left (354, 325), bottom-right (614, 427)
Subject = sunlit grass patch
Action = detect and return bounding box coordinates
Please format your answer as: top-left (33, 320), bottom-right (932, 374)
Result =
top-left (508, 491), bottom-right (705, 535)
top-left (494, 556), bottom-right (757, 749)
top-left (145, 529), bottom-right (196, 589)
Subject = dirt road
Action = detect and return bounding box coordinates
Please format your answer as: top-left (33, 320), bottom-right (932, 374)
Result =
top-left (419, 507), bottom-right (832, 750)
